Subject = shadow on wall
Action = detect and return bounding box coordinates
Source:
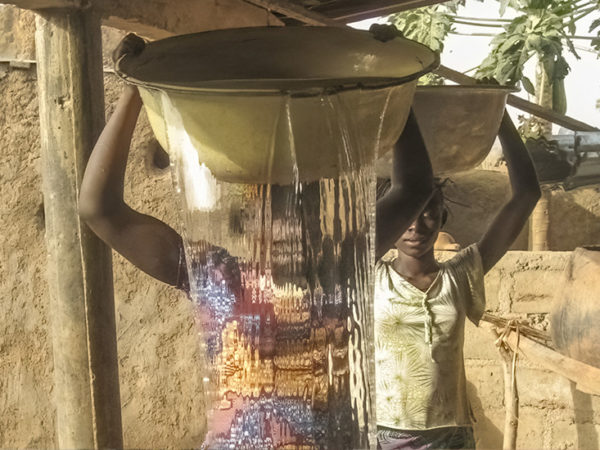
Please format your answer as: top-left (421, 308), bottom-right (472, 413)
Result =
top-left (570, 381), bottom-right (600, 450)
top-left (442, 170), bottom-right (529, 251)
top-left (549, 187), bottom-right (600, 250)
top-left (467, 381), bottom-right (504, 450)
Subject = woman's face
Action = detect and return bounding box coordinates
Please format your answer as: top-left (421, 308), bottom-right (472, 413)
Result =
top-left (395, 192), bottom-right (444, 258)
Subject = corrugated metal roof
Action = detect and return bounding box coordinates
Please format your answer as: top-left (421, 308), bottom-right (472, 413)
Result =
top-left (278, 0), bottom-right (445, 24)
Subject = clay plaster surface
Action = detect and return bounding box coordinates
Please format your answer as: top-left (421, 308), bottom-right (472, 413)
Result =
top-left (443, 169), bottom-right (600, 252)
top-left (460, 251), bottom-right (600, 450)
top-left (0, 4), bottom-right (35, 61)
top-left (0, 67), bottom-right (207, 448)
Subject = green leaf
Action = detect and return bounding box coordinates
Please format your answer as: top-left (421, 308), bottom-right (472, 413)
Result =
top-left (567, 19), bottom-right (576, 36)
top-left (552, 78), bottom-right (567, 114)
top-left (591, 37), bottom-right (600, 54)
top-left (522, 76), bottom-right (536, 95)
top-left (553, 55), bottom-right (570, 80)
top-left (499, 34), bottom-right (525, 52)
top-left (563, 35), bottom-right (580, 59)
top-left (387, 5), bottom-right (454, 52)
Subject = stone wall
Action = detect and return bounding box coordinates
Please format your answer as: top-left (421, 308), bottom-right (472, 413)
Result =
top-left (442, 169), bottom-right (600, 252)
top-left (463, 251), bottom-right (600, 450)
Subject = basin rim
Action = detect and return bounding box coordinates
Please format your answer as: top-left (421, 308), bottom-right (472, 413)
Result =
top-left (115, 26), bottom-right (440, 97)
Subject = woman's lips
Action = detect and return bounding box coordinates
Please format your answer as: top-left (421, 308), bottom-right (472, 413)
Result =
top-left (404, 236), bottom-right (429, 245)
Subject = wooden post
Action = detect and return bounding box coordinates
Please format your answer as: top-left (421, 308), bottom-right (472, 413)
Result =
top-left (499, 343), bottom-right (519, 450)
top-left (529, 186), bottom-right (550, 251)
top-left (35, 7), bottom-right (123, 448)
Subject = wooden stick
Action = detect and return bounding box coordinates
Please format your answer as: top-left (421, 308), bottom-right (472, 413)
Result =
top-left (498, 340), bottom-right (519, 450)
top-left (435, 65), bottom-right (599, 132)
top-left (481, 312), bottom-right (551, 343)
top-left (495, 326), bottom-right (600, 396)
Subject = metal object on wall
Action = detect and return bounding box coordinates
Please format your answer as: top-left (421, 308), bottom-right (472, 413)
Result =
top-left (527, 132), bottom-right (600, 189)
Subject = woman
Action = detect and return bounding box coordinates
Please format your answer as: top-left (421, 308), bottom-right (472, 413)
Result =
top-left (374, 108), bottom-right (540, 449)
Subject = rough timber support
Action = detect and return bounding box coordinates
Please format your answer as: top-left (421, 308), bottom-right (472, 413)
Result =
top-left (2, 0), bottom-right (281, 42)
top-left (243, 0), bottom-right (342, 26)
top-left (1, 0), bottom-right (81, 8)
top-left (34, 7), bottom-right (122, 448)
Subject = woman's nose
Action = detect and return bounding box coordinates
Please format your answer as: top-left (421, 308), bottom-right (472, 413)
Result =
top-left (412, 215), bottom-right (429, 233)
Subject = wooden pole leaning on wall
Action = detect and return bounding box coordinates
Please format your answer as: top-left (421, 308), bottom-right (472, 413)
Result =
top-left (34, 7), bottom-right (123, 449)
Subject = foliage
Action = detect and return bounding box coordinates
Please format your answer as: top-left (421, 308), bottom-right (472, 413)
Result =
top-left (388, 0), bottom-right (600, 112)
top-left (387, 1), bottom-right (464, 53)
top-left (518, 114), bottom-right (554, 138)
top-left (474, 0), bottom-right (596, 113)
top-left (416, 72), bottom-right (446, 85)
top-left (591, 17), bottom-right (600, 53)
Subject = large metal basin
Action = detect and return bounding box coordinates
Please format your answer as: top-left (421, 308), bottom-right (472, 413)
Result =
top-left (116, 26), bottom-right (438, 184)
top-left (376, 85), bottom-right (516, 176)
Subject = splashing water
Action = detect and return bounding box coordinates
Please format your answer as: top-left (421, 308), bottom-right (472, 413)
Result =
top-left (162, 88), bottom-right (383, 449)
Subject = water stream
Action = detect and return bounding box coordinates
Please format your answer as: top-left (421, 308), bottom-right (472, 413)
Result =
top-left (164, 90), bottom-right (381, 449)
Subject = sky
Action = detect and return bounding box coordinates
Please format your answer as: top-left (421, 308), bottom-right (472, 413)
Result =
top-left (350, 0), bottom-right (600, 131)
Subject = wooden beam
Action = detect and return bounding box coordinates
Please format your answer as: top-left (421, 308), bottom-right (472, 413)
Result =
top-left (507, 95), bottom-right (599, 132)
top-left (497, 326), bottom-right (600, 396)
top-left (1, 0), bottom-right (82, 9)
top-left (243, 0), bottom-right (342, 26)
top-left (99, 0), bottom-right (282, 40)
top-left (4, 0), bottom-right (282, 39)
top-left (435, 65), bottom-right (599, 132)
top-left (35, 8), bottom-right (122, 448)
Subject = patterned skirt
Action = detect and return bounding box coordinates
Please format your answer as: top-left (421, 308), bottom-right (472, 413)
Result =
top-left (377, 426), bottom-right (476, 450)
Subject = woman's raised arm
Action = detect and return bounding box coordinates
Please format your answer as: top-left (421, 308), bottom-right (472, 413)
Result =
top-left (478, 110), bottom-right (542, 273)
top-left (375, 109), bottom-right (435, 260)
top-left (79, 84), bottom-right (186, 288)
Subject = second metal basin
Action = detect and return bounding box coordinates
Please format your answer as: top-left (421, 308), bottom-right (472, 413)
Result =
top-left (376, 85), bottom-right (516, 176)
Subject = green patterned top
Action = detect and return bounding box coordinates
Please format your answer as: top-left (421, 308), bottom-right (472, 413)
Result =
top-left (375, 244), bottom-right (485, 430)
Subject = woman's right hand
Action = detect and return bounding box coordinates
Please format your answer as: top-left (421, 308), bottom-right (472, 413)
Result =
top-left (369, 24), bottom-right (403, 42)
top-left (112, 33), bottom-right (146, 64)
